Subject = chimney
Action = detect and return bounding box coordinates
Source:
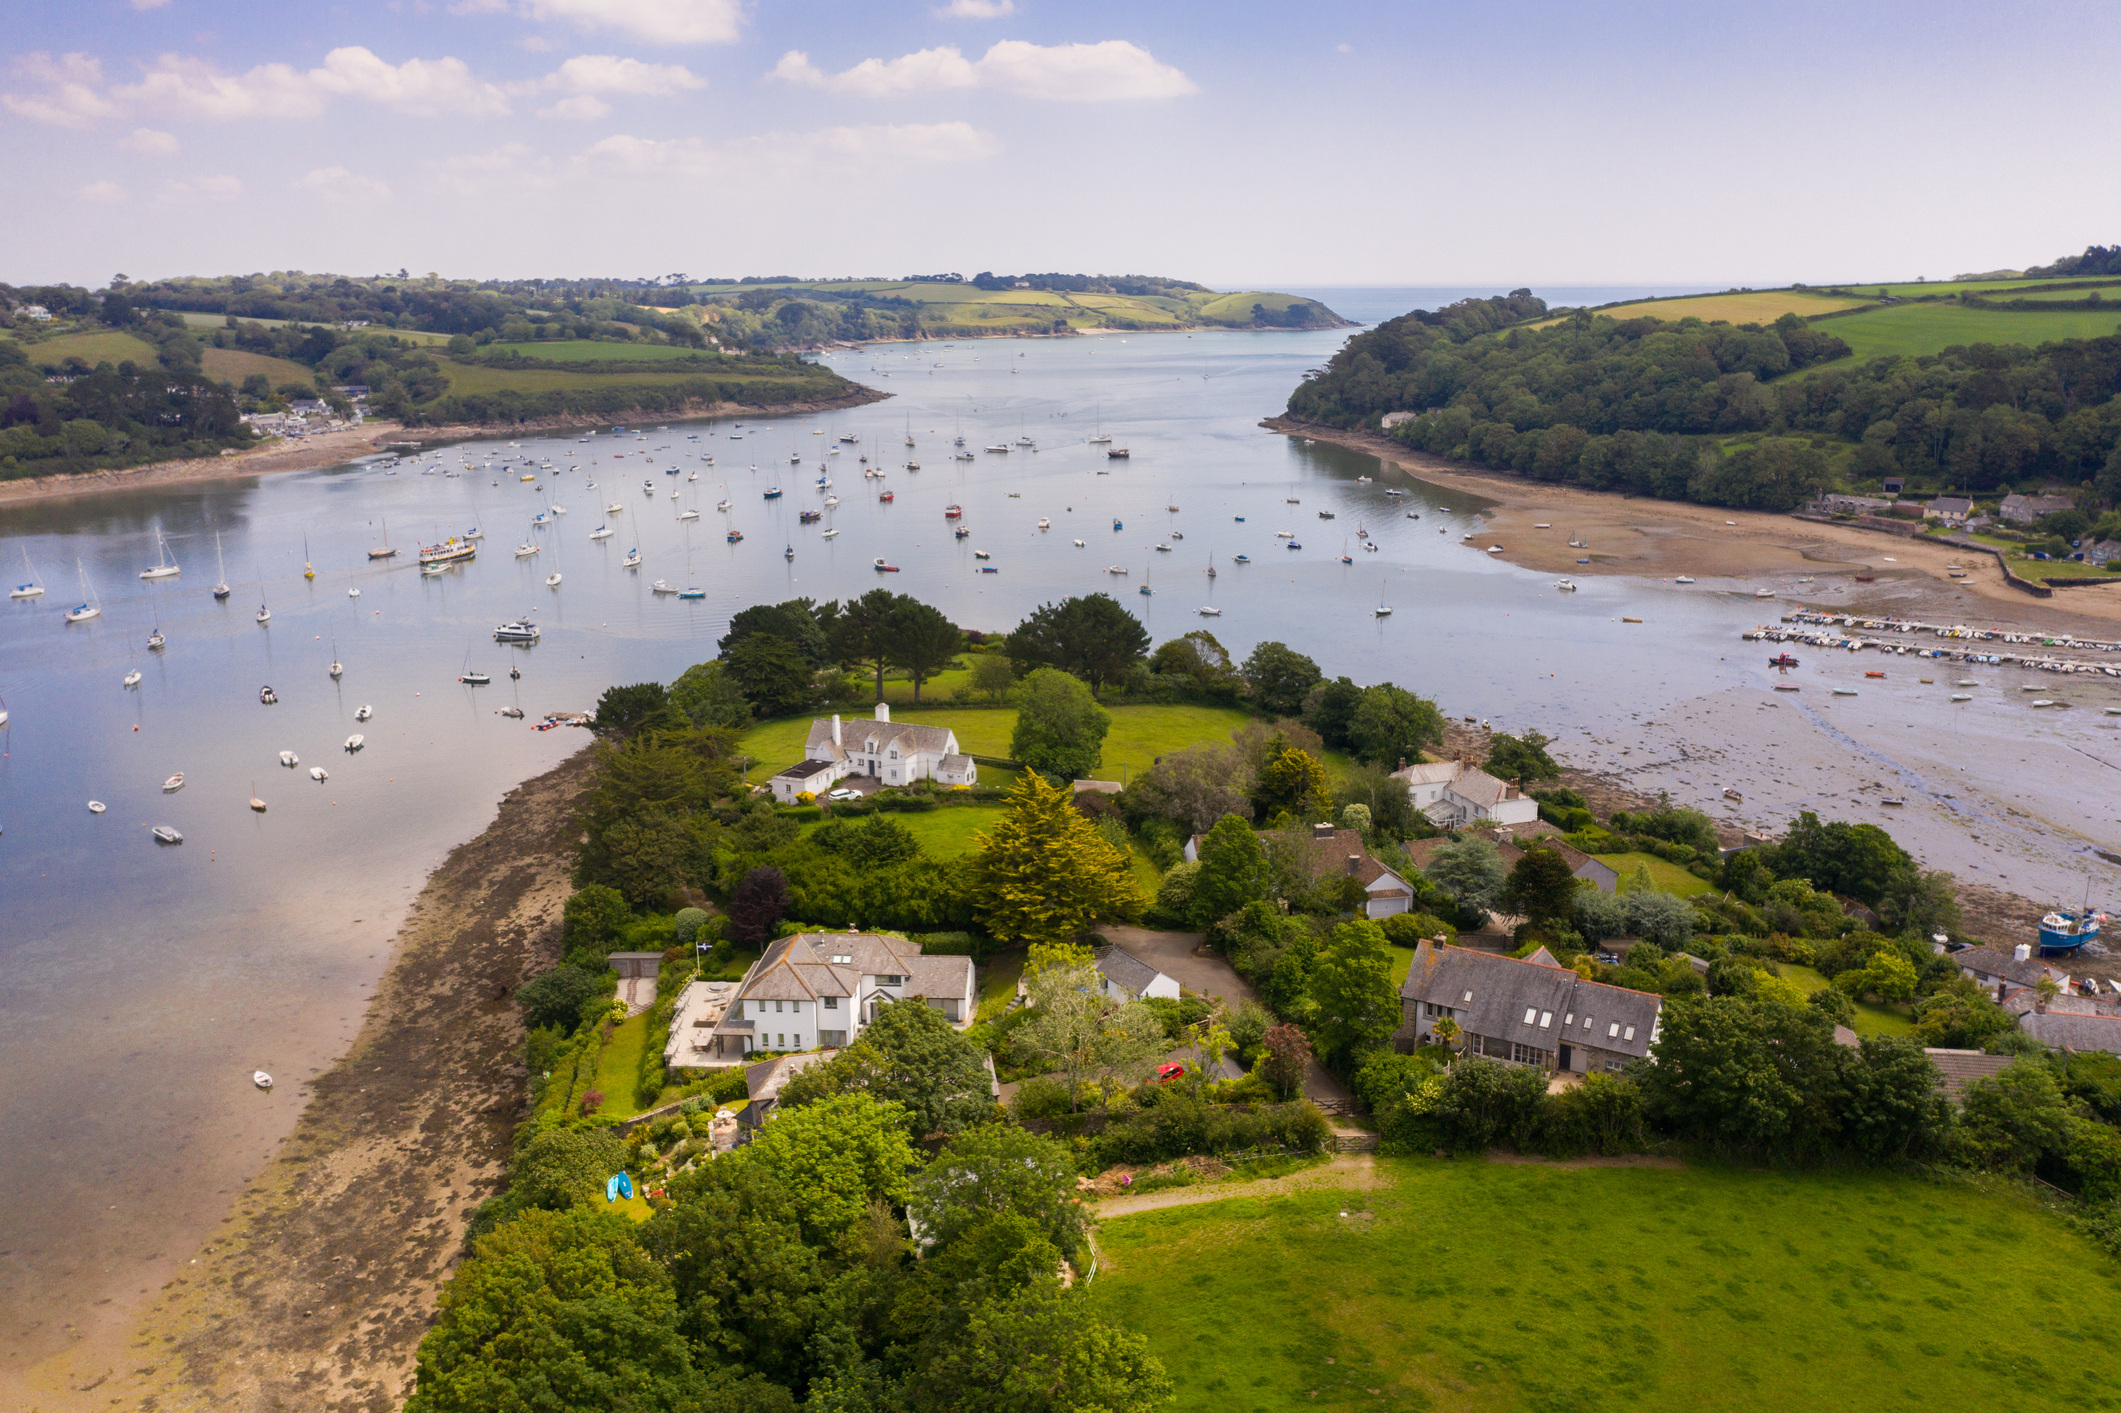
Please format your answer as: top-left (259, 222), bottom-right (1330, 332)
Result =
top-left (1313, 822), bottom-right (1334, 842)
top-left (875, 702), bottom-right (890, 723)
top-left (2013, 943), bottom-right (2032, 962)
top-left (831, 714), bottom-right (842, 746)
top-left (1346, 854), bottom-right (1362, 877)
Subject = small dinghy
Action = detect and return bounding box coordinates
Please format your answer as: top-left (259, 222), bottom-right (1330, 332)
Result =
top-left (354, 705), bottom-right (372, 721)
top-left (152, 825), bottom-right (183, 844)
top-left (88, 800), bottom-right (107, 813)
top-left (163, 773), bottom-right (185, 792)
top-left (310, 766), bottom-right (329, 782)
top-left (250, 793), bottom-right (267, 813)
top-left (501, 706), bottom-right (526, 719)
top-left (344, 734), bottom-right (364, 751)
top-left (545, 572), bottom-right (563, 587)
top-left (123, 669), bottom-right (142, 687)
top-left (254, 1071), bottom-right (273, 1090)
top-left (259, 686), bottom-right (278, 705)
top-left (1951, 694), bottom-right (1972, 702)
top-left (279, 750), bottom-right (299, 766)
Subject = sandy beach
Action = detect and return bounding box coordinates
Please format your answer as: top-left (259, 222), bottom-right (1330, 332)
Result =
top-left (16, 748), bottom-right (593, 1412)
top-left (0, 388), bottom-right (888, 510)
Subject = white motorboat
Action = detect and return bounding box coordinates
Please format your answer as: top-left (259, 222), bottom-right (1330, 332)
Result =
top-left (253, 1071), bottom-right (273, 1089)
top-left (152, 825), bottom-right (183, 844)
top-left (279, 750), bottom-right (299, 766)
top-left (354, 705), bottom-right (372, 721)
top-left (147, 627), bottom-right (166, 650)
top-left (515, 543), bottom-right (539, 558)
top-left (1073, 539), bottom-right (1085, 547)
top-left (1755, 587), bottom-right (1776, 598)
top-left (163, 773), bottom-right (185, 792)
top-left (822, 528), bottom-right (839, 539)
top-left (545, 572), bottom-right (563, 587)
top-left (492, 620), bottom-right (540, 642)
top-left (1553, 579), bottom-right (1577, 592)
top-left (123, 669), bottom-right (142, 687)
top-left (344, 734), bottom-right (364, 751)
top-left (310, 766), bottom-right (329, 781)
top-left (1674, 575), bottom-right (1696, 584)
top-left (1038, 518), bottom-right (1051, 530)
top-left (652, 579), bottom-right (679, 595)
top-left (679, 509), bottom-right (700, 522)
top-left (1198, 606), bottom-right (1222, 617)
top-left (88, 800), bottom-right (106, 813)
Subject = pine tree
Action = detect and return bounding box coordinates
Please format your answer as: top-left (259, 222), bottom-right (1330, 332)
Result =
top-left (971, 769), bottom-right (1142, 944)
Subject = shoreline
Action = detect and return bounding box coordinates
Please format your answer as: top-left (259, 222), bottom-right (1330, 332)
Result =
top-left (0, 387), bottom-right (887, 510)
top-left (18, 747), bottom-right (594, 1412)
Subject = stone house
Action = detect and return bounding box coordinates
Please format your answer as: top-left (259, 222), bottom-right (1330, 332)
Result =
top-left (1999, 492), bottom-right (2076, 525)
top-left (1094, 945), bottom-right (1182, 1003)
top-left (1924, 496), bottom-right (1974, 525)
top-left (1395, 940), bottom-right (1662, 1074)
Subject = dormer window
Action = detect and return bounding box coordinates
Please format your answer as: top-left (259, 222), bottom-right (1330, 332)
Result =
top-left (831, 954), bottom-right (853, 965)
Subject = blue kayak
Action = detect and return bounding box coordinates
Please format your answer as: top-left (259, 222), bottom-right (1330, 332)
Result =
top-left (605, 1171), bottom-right (635, 1203)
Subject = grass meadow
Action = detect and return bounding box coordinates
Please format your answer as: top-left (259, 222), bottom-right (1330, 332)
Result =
top-left (23, 330), bottom-right (161, 366)
top-left (1090, 1159), bottom-right (2121, 1413)
top-left (1596, 853), bottom-right (1713, 897)
top-left (437, 359), bottom-right (814, 397)
top-left (1585, 291), bottom-right (1871, 324)
top-left (484, 340), bottom-right (726, 363)
top-left (199, 347), bottom-right (316, 386)
top-left (587, 1011), bottom-right (653, 1120)
top-left (1824, 303), bottom-right (2121, 361)
top-left (1780, 963), bottom-right (1918, 1037)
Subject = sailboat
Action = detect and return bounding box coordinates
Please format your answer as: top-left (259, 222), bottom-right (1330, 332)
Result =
top-left (254, 565), bottom-right (271, 624)
top-left (1206, 553), bottom-right (1217, 579)
top-left (303, 534), bottom-right (315, 581)
top-left (147, 610), bottom-right (166, 651)
top-left (329, 640), bottom-right (343, 678)
top-left (1088, 402), bottom-right (1111, 444)
top-left (140, 526), bottom-right (181, 580)
top-left (368, 516), bottom-right (397, 560)
top-left (212, 530), bottom-right (231, 600)
top-left (1373, 578), bottom-right (1393, 618)
top-left (64, 559), bottom-right (101, 622)
top-left (10, 547), bottom-right (44, 599)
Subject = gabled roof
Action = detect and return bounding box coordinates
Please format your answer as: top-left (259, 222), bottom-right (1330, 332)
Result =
top-left (1953, 945), bottom-right (2066, 988)
top-left (807, 717), bottom-right (957, 759)
top-left (2019, 1011), bottom-right (2121, 1055)
top-left (1922, 1047), bottom-right (2016, 1101)
top-left (1446, 769), bottom-right (1516, 808)
top-left (1392, 761), bottom-right (1464, 786)
top-left (1400, 940), bottom-right (1662, 1059)
top-left (1095, 944), bottom-right (1168, 997)
top-left (745, 1050), bottom-right (837, 1103)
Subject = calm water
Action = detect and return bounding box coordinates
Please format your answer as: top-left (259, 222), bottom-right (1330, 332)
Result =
top-left (3, 323), bottom-right (2114, 1366)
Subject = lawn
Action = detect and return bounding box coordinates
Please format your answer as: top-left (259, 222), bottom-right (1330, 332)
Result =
top-left (1583, 290), bottom-right (1871, 324)
top-left (1597, 852), bottom-right (1714, 897)
top-left (200, 346), bottom-right (316, 386)
top-left (739, 702), bottom-right (1270, 784)
top-left (1779, 963), bottom-right (1918, 1037)
top-left (22, 329), bottom-right (161, 367)
top-left (484, 340), bottom-right (727, 363)
top-left (1822, 303), bottom-right (2121, 361)
top-left (799, 803), bottom-right (1006, 858)
top-left (588, 1011), bottom-right (653, 1120)
top-left (975, 951), bottom-right (1026, 1023)
top-left (1090, 1159), bottom-right (2120, 1413)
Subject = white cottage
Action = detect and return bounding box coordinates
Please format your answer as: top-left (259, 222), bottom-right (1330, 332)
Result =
top-left (679, 929), bottom-right (977, 1066)
top-left (1390, 759), bottom-right (1539, 827)
top-left (769, 702), bottom-right (978, 802)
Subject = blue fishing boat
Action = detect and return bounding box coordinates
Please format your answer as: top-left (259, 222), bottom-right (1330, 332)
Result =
top-left (764, 487), bottom-right (783, 500)
top-left (1113, 519), bottom-right (1123, 531)
top-left (2039, 907), bottom-right (2102, 955)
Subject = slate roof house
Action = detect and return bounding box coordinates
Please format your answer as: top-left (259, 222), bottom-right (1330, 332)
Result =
top-left (769, 703), bottom-right (977, 802)
top-left (1389, 760), bottom-right (1540, 827)
top-left (1924, 496), bottom-right (1975, 525)
top-left (1094, 944), bottom-right (1182, 1003)
top-left (1953, 944), bottom-right (2070, 1003)
top-left (1183, 823), bottom-right (1416, 919)
top-left (1396, 940), bottom-right (1663, 1074)
top-left (678, 929), bottom-right (976, 1067)
top-left (1923, 1048), bottom-right (2017, 1101)
top-left (2019, 1011), bottom-right (2121, 1055)
top-left (1999, 492), bottom-right (2076, 525)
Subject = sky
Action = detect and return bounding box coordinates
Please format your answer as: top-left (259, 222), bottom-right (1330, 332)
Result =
top-left (2, 0), bottom-right (2117, 290)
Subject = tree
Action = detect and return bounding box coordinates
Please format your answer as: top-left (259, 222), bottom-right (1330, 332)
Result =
top-left (1424, 837), bottom-right (1506, 915)
top-left (1767, 811), bottom-right (1912, 906)
top-left (1346, 683), bottom-right (1446, 765)
top-left (1008, 668), bottom-right (1111, 780)
top-left (908, 1124), bottom-right (1087, 1257)
top-left (729, 866), bottom-right (791, 944)
top-left (778, 998), bottom-right (994, 1137)
top-left (1260, 1022), bottom-right (1312, 1100)
top-left (904, 1281), bottom-right (1171, 1413)
top-left (739, 1093), bottom-right (920, 1243)
top-left (1307, 920), bottom-right (1400, 1067)
top-left (1836, 949), bottom-right (1918, 1004)
top-left (516, 964), bottom-right (605, 1033)
top-left (1876, 867), bottom-right (1963, 939)
top-left (1190, 814), bottom-right (1270, 924)
top-left (1240, 640), bottom-right (1322, 716)
top-left (1251, 734), bottom-right (1332, 821)
top-left (668, 659), bottom-right (754, 730)
top-left (830, 587), bottom-right (902, 700)
top-left (1430, 1015), bottom-right (1463, 1061)
top-left (1623, 888), bottom-right (1695, 948)
top-left (1300, 675), bottom-right (1365, 750)
top-left (560, 883), bottom-right (632, 958)
top-left (1837, 1037), bottom-right (1949, 1161)
top-left (405, 1208), bottom-right (705, 1413)
top-left (723, 633), bottom-right (816, 718)
top-left (591, 680), bottom-right (682, 737)
top-left (718, 599), bottom-right (831, 665)
top-left (1122, 742), bottom-right (1252, 835)
top-left (508, 1125), bottom-right (633, 1213)
top-left (971, 768), bottom-right (1141, 945)
top-left (1013, 958), bottom-right (1166, 1108)
top-left (1148, 631), bottom-right (1238, 695)
top-left (596, 808), bottom-right (697, 908)
top-left (1500, 845), bottom-right (1582, 929)
top-left (1485, 730), bottom-right (1561, 783)
top-left (1958, 1061), bottom-right (2073, 1173)
top-left (1639, 997), bottom-right (1843, 1156)
top-left (965, 650), bottom-right (1017, 703)
top-left (889, 599), bottom-right (963, 702)
top-left (1004, 594), bottom-right (1149, 693)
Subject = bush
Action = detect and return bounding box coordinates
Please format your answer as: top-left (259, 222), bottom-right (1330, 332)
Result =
top-left (1534, 1073), bottom-right (1648, 1157)
top-left (672, 907), bottom-right (711, 947)
top-left (1381, 911), bottom-right (1452, 947)
top-left (560, 884), bottom-right (631, 964)
top-left (1146, 860), bottom-right (1201, 928)
top-left (1429, 1057), bottom-right (1549, 1152)
top-left (1009, 1077), bottom-right (1075, 1120)
top-left (516, 964), bottom-right (607, 1034)
top-left (1084, 1092), bottom-right (1331, 1166)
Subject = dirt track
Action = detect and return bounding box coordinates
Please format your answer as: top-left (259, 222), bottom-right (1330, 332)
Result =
top-left (18, 749), bottom-right (594, 1413)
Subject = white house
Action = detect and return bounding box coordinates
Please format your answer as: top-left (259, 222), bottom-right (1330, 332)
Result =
top-left (769, 702), bottom-right (978, 802)
top-left (1390, 759), bottom-right (1541, 827)
top-left (679, 929), bottom-right (976, 1066)
top-left (1094, 944), bottom-right (1182, 1003)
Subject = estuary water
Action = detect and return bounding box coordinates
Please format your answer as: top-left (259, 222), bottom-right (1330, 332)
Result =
top-left (3, 317), bottom-right (2117, 1370)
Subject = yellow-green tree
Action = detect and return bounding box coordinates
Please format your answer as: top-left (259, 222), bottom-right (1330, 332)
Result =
top-left (972, 769), bottom-right (1142, 944)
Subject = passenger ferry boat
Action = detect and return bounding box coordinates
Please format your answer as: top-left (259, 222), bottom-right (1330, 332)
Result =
top-left (419, 537), bottom-right (478, 566)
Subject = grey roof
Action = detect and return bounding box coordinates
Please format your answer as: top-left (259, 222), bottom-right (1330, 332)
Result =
top-left (806, 716), bottom-right (957, 759)
top-left (903, 952), bottom-right (975, 1000)
top-left (2019, 1011), bottom-right (2121, 1054)
top-left (745, 1050), bottom-right (837, 1103)
top-left (1447, 768), bottom-right (1516, 808)
top-left (1400, 940), bottom-right (1662, 1059)
top-left (1954, 945), bottom-right (2065, 989)
top-left (1922, 1047), bottom-right (2017, 1100)
top-left (717, 932), bottom-right (973, 1035)
top-left (774, 758), bottom-right (837, 782)
top-left (1095, 944), bottom-right (1168, 998)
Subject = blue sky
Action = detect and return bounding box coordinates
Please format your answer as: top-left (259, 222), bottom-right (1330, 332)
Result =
top-left (2, 0), bottom-right (2116, 288)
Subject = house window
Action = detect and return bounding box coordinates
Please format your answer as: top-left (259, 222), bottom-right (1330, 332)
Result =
top-left (824, 996), bottom-right (838, 1010)
top-left (1523, 1007), bottom-right (1538, 1025)
top-left (1538, 1011), bottom-right (1553, 1029)
top-left (1623, 1026), bottom-right (1636, 1041)
top-left (1462, 990), bottom-right (1473, 1002)
top-left (777, 1034), bottom-right (785, 1048)
top-left (1582, 1015), bottom-right (1594, 1030)
top-left (1608, 1022), bottom-right (1621, 1038)
top-left (1510, 1042), bottom-right (1547, 1066)
top-left (1564, 1013), bottom-right (1574, 1026)
top-left (776, 1000), bottom-right (785, 1013)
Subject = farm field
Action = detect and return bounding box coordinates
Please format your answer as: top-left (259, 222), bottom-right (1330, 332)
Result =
top-left (1585, 290), bottom-right (1872, 324)
top-left (483, 340), bottom-right (726, 363)
top-left (1838, 277), bottom-right (2104, 299)
top-left (1090, 1159), bottom-right (2121, 1413)
top-left (199, 346), bottom-right (315, 386)
top-left (20, 329), bottom-right (160, 366)
top-left (1824, 303), bottom-right (2121, 361)
top-left (681, 280), bottom-right (1345, 331)
top-left (436, 359), bottom-right (811, 396)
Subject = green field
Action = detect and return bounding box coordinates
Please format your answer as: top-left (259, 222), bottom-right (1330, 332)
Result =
top-left (975, 953), bottom-right (1026, 1022)
top-left (1091, 1159), bottom-right (2119, 1413)
top-left (681, 280), bottom-right (1344, 333)
top-left (799, 803), bottom-right (1006, 858)
top-left (484, 340), bottom-right (726, 363)
top-left (587, 1011), bottom-right (653, 1120)
top-left (437, 359), bottom-right (811, 397)
top-left (199, 346), bottom-right (316, 386)
top-left (21, 329), bottom-right (161, 367)
top-left (1834, 277), bottom-right (2104, 299)
top-left (1779, 963), bottom-right (1918, 1037)
top-left (739, 703), bottom-right (1267, 783)
top-left (1585, 290), bottom-right (1871, 324)
top-left (1597, 852), bottom-right (1714, 897)
top-left (1823, 303), bottom-right (2121, 360)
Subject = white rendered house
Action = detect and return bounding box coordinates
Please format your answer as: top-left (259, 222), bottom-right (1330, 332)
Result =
top-left (769, 702), bottom-right (978, 802)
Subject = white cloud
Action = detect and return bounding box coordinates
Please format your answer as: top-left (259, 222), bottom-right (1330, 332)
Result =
top-left (114, 55), bottom-right (324, 119)
top-left (449, 0), bottom-right (510, 11)
top-left (78, 179), bottom-right (126, 203)
top-left (936, 0), bottom-right (1015, 16)
top-left (3, 52), bottom-right (120, 128)
top-left (770, 40), bottom-right (1196, 102)
top-left (130, 0), bottom-right (172, 9)
top-left (297, 166), bottom-right (392, 204)
top-left (525, 0), bottom-right (742, 46)
top-left (540, 93), bottom-right (610, 119)
top-left (424, 141), bottom-right (556, 195)
top-left (548, 54), bottom-right (704, 95)
top-left (582, 121), bottom-right (1000, 177)
top-left (304, 47), bottom-right (511, 116)
top-left (160, 174), bottom-right (243, 201)
top-left (120, 126), bottom-right (180, 153)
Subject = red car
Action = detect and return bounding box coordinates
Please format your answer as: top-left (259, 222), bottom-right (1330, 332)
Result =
top-left (1156, 1063), bottom-right (1187, 1084)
